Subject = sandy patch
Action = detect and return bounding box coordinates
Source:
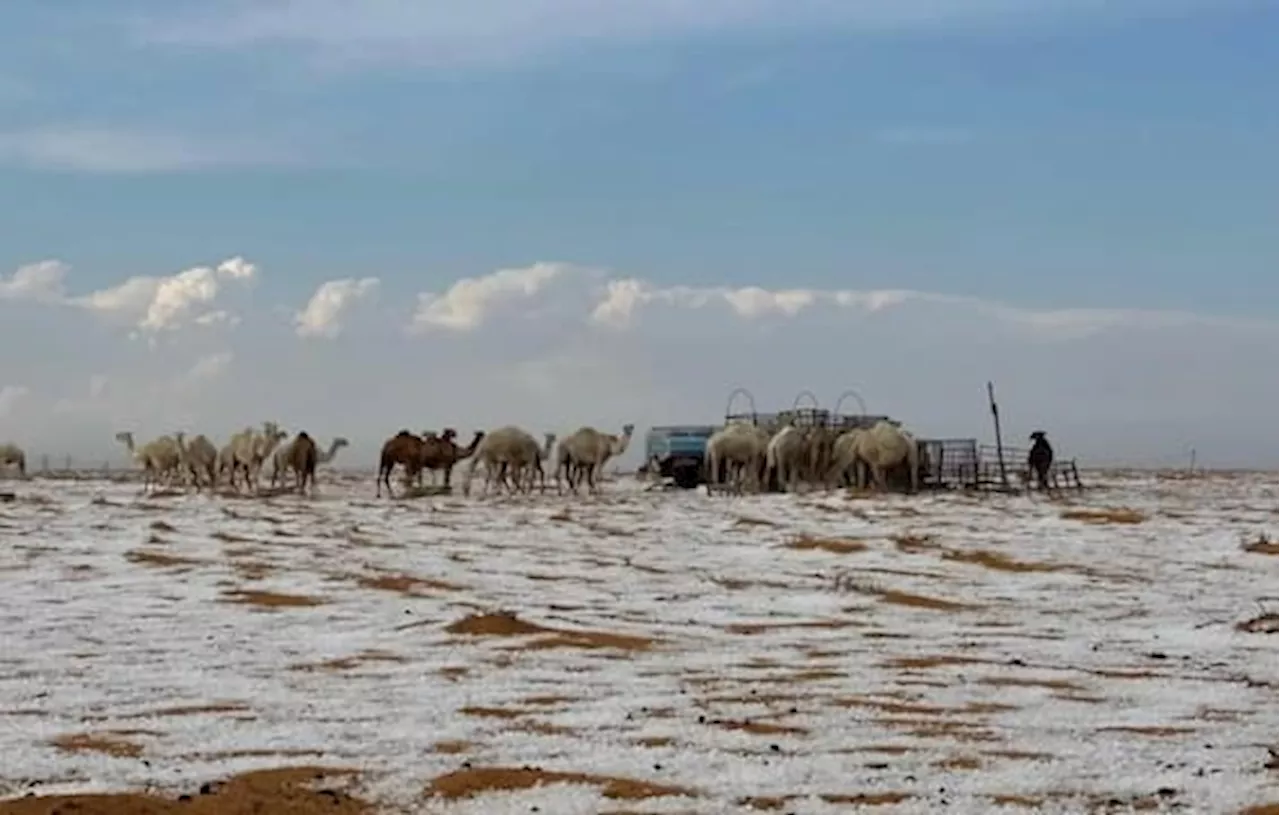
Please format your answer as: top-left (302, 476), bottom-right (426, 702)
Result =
top-left (424, 766), bottom-right (696, 800)
top-left (1060, 507), bottom-right (1147, 524)
top-left (0, 767), bottom-right (367, 815)
top-left (219, 589), bottom-right (326, 609)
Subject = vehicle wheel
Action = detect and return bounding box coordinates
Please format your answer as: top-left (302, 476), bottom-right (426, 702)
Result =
top-left (672, 462), bottom-right (700, 489)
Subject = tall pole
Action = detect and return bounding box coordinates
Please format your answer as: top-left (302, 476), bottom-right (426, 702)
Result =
top-left (987, 381), bottom-right (1010, 490)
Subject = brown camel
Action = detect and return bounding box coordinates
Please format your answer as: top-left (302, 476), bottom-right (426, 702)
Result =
top-left (283, 432), bottom-right (319, 495)
top-left (377, 430), bottom-right (426, 497)
top-left (420, 428), bottom-right (485, 488)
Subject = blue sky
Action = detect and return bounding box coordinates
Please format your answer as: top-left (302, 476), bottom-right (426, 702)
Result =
top-left (0, 1), bottom-right (1275, 468)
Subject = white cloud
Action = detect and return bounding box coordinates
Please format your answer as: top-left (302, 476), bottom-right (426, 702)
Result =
top-left (295, 277), bottom-right (380, 338)
top-left (0, 256), bottom-right (258, 344)
top-left (0, 260), bottom-right (69, 303)
top-left (410, 262), bottom-right (572, 332)
top-left (134, 0), bottom-right (1242, 69)
top-left (0, 127), bottom-right (294, 174)
top-left (3, 256), bottom-right (259, 339)
top-left (0, 258), bottom-right (1274, 470)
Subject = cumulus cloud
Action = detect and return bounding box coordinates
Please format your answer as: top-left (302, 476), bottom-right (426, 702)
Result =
top-left (0, 257), bottom-right (1274, 470)
top-left (409, 262), bottom-right (572, 332)
top-left (0, 256), bottom-right (258, 340)
top-left (0, 260), bottom-right (69, 303)
top-left (295, 277), bottom-right (380, 338)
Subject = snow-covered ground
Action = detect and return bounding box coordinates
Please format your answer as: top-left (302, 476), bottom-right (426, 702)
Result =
top-left (0, 471), bottom-right (1275, 814)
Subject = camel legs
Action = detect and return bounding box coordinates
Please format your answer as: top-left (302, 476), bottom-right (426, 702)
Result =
top-left (869, 464), bottom-right (888, 492)
top-left (295, 465), bottom-right (312, 496)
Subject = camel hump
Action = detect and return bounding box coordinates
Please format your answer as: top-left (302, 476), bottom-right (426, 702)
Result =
top-left (297, 431), bottom-right (312, 441)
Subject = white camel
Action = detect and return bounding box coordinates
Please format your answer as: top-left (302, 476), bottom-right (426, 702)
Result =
top-left (216, 427), bottom-right (253, 491)
top-left (512, 432), bottom-right (556, 493)
top-left (270, 436), bottom-right (347, 488)
top-left (221, 422), bottom-right (286, 494)
top-left (462, 425), bottom-right (539, 498)
top-left (175, 432), bottom-right (219, 492)
top-left (851, 420), bottom-right (919, 493)
top-left (244, 422), bottom-right (288, 493)
top-left (765, 425), bottom-right (807, 493)
top-left (559, 423), bottom-right (635, 495)
top-left (0, 442), bottom-right (26, 478)
top-left (705, 422), bottom-right (768, 495)
top-left (826, 428), bottom-right (866, 488)
top-left (115, 431), bottom-right (181, 493)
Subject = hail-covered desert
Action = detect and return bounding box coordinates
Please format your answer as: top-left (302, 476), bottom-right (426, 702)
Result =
top-left (0, 470), bottom-right (1275, 814)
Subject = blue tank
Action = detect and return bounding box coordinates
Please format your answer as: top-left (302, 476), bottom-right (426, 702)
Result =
top-left (644, 425), bottom-right (718, 488)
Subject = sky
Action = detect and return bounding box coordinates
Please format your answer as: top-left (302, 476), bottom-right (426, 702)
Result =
top-left (0, 0), bottom-right (1275, 471)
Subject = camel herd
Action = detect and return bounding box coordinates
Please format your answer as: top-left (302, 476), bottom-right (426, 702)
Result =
top-left (108, 424), bottom-right (347, 496)
top-left (0, 421), bottom-right (639, 499)
top-left (0, 417), bottom-right (924, 499)
top-left (706, 418), bottom-right (921, 495)
top-left (376, 423), bottom-right (636, 498)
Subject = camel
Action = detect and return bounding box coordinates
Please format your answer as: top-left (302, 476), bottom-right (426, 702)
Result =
top-left (420, 429), bottom-right (484, 488)
top-left (462, 425), bottom-right (540, 498)
top-left (377, 430), bottom-right (426, 498)
top-left (705, 422), bottom-right (768, 495)
top-left (0, 442), bottom-right (26, 478)
top-left (851, 420), bottom-right (919, 493)
top-left (765, 425), bottom-right (807, 493)
top-left (272, 436), bottom-right (348, 488)
top-left (825, 428), bottom-right (864, 487)
top-left (552, 438), bottom-right (574, 494)
top-left (174, 432), bottom-right (219, 492)
top-left (1028, 430), bottom-right (1055, 491)
top-left (115, 431), bottom-right (181, 492)
top-left (222, 422), bottom-right (286, 494)
top-left (559, 423), bottom-right (635, 495)
top-left (507, 432), bottom-right (556, 493)
top-left (217, 428), bottom-right (252, 490)
top-left (280, 432), bottom-right (319, 495)
top-left (803, 425), bottom-right (837, 489)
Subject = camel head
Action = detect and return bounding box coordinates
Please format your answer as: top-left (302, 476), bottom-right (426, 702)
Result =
top-left (1029, 430), bottom-right (1046, 441)
top-left (461, 431), bottom-right (485, 456)
top-left (114, 431), bottom-right (134, 448)
top-left (541, 432), bottom-right (556, 457)
top-left (608, 424), bottom-right (635, 456)
top-left (332, 437), bottom-right (350, 450)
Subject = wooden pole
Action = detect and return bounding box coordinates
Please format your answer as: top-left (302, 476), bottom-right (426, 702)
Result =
top-left (987, 381), bottom-right (1010, 490)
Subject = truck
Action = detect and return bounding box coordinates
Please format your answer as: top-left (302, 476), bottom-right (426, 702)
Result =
top-left (642, 425), bottom-right (719, 489)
